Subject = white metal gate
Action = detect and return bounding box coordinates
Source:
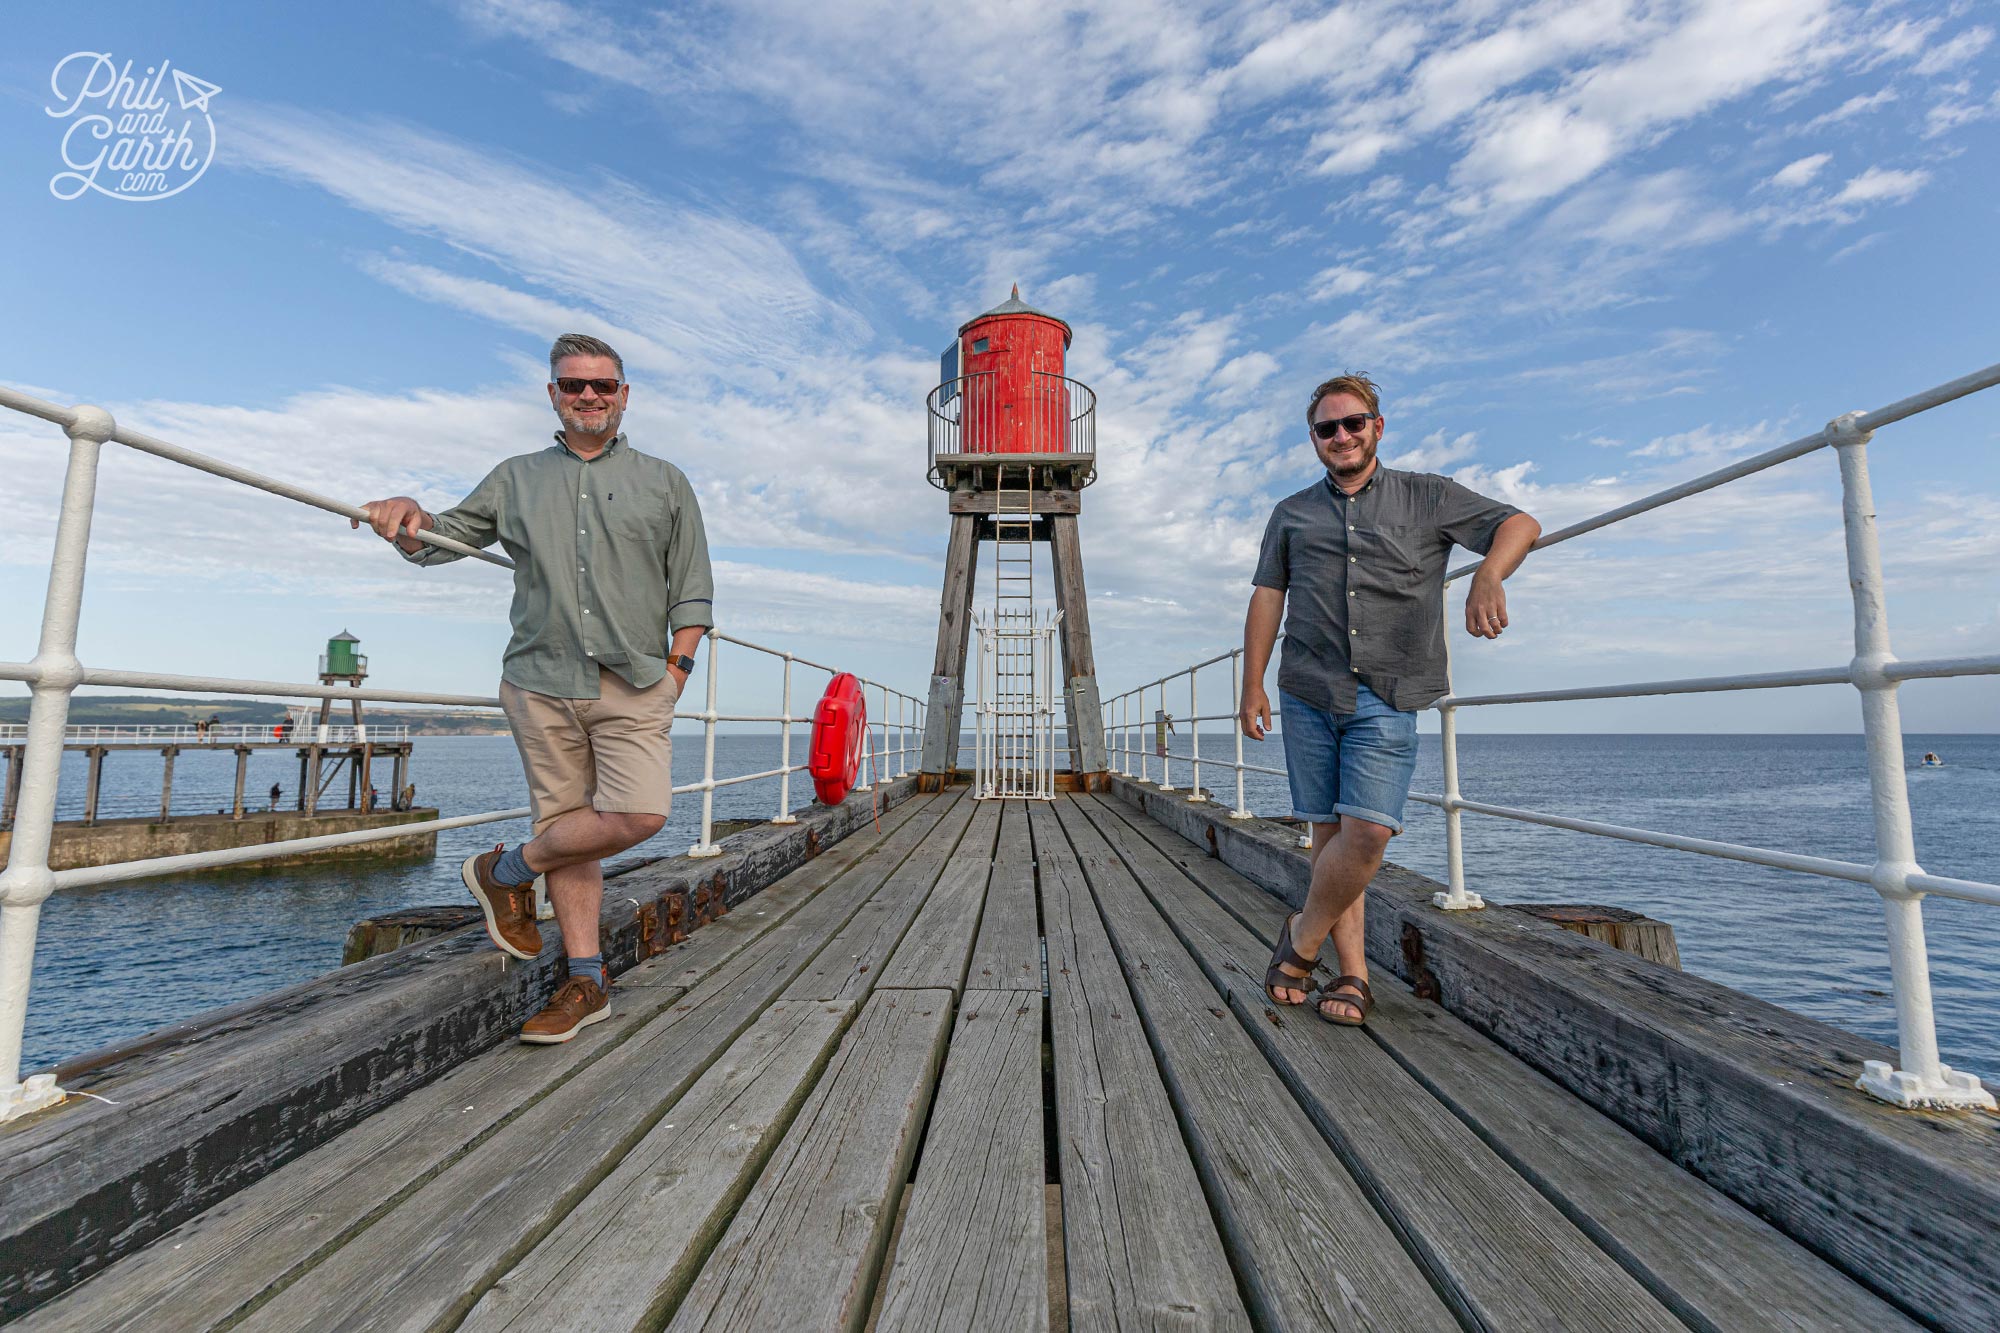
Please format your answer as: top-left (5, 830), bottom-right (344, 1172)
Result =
top-left (974, 607), bottom-right (1062, 799)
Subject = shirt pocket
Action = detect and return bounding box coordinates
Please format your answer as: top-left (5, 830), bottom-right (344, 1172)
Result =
top-left (605, 502), bottom-right (666, 548)
top-left (1360, 522), bottom-right (1427, 575)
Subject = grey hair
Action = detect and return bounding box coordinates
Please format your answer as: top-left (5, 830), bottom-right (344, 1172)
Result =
top-left (548, 333), bottom-right (624, 379)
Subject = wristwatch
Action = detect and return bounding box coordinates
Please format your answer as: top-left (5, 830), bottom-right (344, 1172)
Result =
top-left (669, 653), bottom-right (697, 675)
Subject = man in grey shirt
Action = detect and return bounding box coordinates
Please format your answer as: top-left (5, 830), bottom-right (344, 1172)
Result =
top-left (356, 333), bottom-right (713, 1043)
top-left (1240, 372), bottom-right (1540, 1025)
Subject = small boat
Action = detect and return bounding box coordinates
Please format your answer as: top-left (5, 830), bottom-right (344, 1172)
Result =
top-left (1921, 752), bottom-right (1945, 767)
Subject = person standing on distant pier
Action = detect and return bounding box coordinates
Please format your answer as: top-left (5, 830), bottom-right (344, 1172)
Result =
top-left (1240, 373), bottom-right (1541, 1025)
top-left (355, 333), bottom-right (713, 1044)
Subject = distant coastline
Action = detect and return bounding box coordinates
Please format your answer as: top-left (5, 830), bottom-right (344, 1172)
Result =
top-left (0, 693), bottom-right (510, 736)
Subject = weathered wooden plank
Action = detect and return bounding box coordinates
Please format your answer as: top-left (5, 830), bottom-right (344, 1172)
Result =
top-left (0, 775), bottom-right (926, 1321)
top-left (1074, 794), bottom-right (1682, 1332)
top-left (966, 801), bottom-right (1041, 993)
top-left (224, 793), bottom-right (964, 1333)
top-left (785, 787), bottom-right (977, 1002)
top-left (1091, 789), bottom-right (1926, 1333)
top-left (1109, 775), bottom-right (2000, 1331)
top-left (1047, 798), bottom-right (1454, 1332)
top-left (1027, 801), bottom-right (1248, 1332)
top-left (16, 793), bottom-right (943, 1333)
top-left (874, 801), bottom-right (1001, 992)
top-left (874, 1001), bottom-right (1047, 1333)
top-left (460, 997), bottom-right (857, 1333)
top-left (666, 988), bottom-right (955, 1333)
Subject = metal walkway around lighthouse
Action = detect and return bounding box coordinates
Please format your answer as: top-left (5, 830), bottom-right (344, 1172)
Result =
top-left (20, 788), bottom-right (1916, 1333)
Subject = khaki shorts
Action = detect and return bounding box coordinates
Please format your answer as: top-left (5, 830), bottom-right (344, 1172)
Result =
top-left (500, 667), bottom-right (679, 835)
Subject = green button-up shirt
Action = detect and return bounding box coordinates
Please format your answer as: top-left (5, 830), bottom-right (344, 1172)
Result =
top-left (405, 433), bottom-right (714, 699)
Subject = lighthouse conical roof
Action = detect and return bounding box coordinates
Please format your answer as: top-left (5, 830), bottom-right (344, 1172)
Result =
top-left (958, 284), bottom-right (1072, 344)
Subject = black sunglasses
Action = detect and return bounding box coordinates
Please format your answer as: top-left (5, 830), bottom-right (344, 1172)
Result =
top-left (1312, 414), bottom-right (1376, 440)
top-left (555, 377), bottom-right (623, 396)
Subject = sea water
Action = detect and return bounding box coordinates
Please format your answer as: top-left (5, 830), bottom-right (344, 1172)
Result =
top-left (18, 731), bottom-right (1997, 1084)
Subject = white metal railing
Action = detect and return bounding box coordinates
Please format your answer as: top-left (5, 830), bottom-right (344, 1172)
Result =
top-left (0, 385), bottom-right (923, 1121)
top-left (0, 723), bottom-right (411, 745)
top-left (973, 608), bottom-right (1062, 799)
top-left (1105, 361), bottom-right (2000, 1112)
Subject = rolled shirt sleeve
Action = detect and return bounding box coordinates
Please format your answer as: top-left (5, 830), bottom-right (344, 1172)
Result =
top-left (666, 469), bottom-right (715, 633)
top-left (402, 466), bottom-right (504, 566)
top-left (1252, 508), bottom-right (1290, 591)
top-left (1435, 476), bottom-right (1522, 556)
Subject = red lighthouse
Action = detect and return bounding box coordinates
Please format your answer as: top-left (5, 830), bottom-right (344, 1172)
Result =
top-left (942, 285), bottom-right (1077, 457)
top-left (920, 287), bottom-right (1106, 793)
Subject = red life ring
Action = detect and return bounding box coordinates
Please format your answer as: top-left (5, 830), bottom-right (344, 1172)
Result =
top-left (808, 673), bottom-right (868, 805)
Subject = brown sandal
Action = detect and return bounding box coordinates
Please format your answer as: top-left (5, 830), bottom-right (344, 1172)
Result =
top-left (1311, 975), bottom-right (1373, 1026)
top-left (1264, 911), bottom-right (1322, 1004)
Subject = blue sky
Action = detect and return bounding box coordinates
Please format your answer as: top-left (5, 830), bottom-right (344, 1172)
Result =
top-left (1, 0), bottom-right (1996, 733)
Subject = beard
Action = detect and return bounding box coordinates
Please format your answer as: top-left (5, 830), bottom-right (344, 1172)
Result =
top-left (557, 400), bottom-right (623, 439)
top-left (1324, 434), bottom-right (1377, 477)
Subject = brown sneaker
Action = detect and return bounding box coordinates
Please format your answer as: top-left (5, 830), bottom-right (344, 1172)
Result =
top-left (519, 975), bottom-right (609, 1044)
top-left (462, 845), bottom-right (542, 960)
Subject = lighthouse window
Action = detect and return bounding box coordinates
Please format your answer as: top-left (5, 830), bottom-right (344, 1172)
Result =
top-left (972, 338), bottom-right (990, 353)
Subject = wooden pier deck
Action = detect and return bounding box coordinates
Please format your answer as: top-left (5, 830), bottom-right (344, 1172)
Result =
top-left (18, 788), bottom-right (1922, 1331)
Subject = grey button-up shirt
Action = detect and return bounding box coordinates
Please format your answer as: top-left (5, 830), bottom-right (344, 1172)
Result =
top-left (1253, 465), bottom-right (1520, 713)
top-left (405, 433), bottom-right (714, 699)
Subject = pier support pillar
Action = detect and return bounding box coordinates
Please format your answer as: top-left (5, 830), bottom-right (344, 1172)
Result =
top-left (297, 750), bottom-right (310, 813)
top-left (360, 743), bottom-right (375, 811)
top-left (231, 746), bottom-right (249, 820)
top-left (920, 512), bottom-right (980, 783)
top-left (158, 747), bottom-right (177, 824)
top-left (391, 749), bottom-right (408, 808)
top-left (1047, 513), bottom-right (1108, 781)
top-left (83, 747), bottom-right (106, 827)
top-left (305, 746), bottom-right (324, 816)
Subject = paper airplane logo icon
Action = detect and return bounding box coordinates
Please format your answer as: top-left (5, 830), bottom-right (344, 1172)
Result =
top-left (172, 69), bottom-right (221, 113)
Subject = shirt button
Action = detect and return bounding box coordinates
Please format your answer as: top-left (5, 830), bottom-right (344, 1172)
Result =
top-left (1350, 629), bottom-right (1358, 636)
top-left (586, 650), bottom-right (595, 657)
top-left (1348, 590), bottom-right (1357, 597)
top-left (580, 529), bottom-right (587, 535)
top-left (583, 608), bottom-right (591, 615)
top-left (1349, 556), bottom-right (1357, 563)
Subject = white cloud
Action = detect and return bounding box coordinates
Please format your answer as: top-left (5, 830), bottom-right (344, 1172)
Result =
top-left (1912, 25), bottom-right (1993, 77)
top-left (1386, 428), bottom-right (1481, 471)
top-left (1831, 166), bottom-right (1930, 207)
top-left (1771, 152), bottom-right (1831, 187)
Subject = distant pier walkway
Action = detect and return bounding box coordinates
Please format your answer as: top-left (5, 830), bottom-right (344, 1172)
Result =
top-left (18, 788), bottom-right (1917, 1332)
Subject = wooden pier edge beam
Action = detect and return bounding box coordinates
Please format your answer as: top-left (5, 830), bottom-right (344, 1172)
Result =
top-left (0, 775), bottom-right (923, 1321)
top-left (1105, 774), bottom-right (2000, 1331)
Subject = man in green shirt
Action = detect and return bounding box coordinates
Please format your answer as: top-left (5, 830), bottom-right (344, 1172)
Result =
top-left (356, 333), bottom-right (713, 1043)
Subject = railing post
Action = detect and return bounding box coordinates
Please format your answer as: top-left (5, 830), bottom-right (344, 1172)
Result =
top-left (1187, 671), bottom-right (1203, 801)
top-left (772, 652), bottom-right (797, 824)
top-left (0, 404), bottom-right (112, 1121)
top-left (1230, 650), bottom-right (1251, 819)
top-left (1157, 693), bottom-right (1176, 792)
top-left (1828, 413), bottom-right (1993, 1109)
top-left (1430, 697), bottom-right (1482, 910)
top-left (689, 629), bottom-right (722, 857)
top-left (855, 683), bottom-right (876, 793)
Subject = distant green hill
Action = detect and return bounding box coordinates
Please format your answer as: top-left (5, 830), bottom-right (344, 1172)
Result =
top-left (0, 693), bottom-right (508, 735)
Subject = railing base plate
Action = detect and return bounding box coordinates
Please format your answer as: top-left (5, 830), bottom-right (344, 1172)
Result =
top-left (0, 1074), bottom-right (64, 1123)
top-left (1858, 1059), bottom-right (1997, 1110)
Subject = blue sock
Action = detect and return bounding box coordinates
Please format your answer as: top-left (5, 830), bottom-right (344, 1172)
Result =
top-left (493, 842), bottom-right (535, 886)
top-left (568, 954), bottom-right (603, 983)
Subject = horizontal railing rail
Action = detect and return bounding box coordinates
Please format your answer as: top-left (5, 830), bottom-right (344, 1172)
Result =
top-left (0, 385), bottom-right (924, 1121)
top-left (1105, 360), bottom-right (2000, 1113)
top-left (0, 723), bottom-right (413, 745)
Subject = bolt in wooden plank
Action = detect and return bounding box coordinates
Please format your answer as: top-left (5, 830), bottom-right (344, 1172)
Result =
top-left (874, 1000), bottom-right (1047, 1333)
top-left (1048, 797), bottom-right (1455, 1332)
top-left (1027, 800), bottom-right (1249, 1332)
top-left (666, 989), bottom-right (955, 1333)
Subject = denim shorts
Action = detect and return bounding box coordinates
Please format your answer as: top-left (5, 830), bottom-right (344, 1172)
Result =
top-left (1279, 683), bottom-right (1419, 832)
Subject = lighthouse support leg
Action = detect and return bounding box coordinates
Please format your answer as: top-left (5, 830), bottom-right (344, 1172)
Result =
top-left (920, 513), bottom-right (980, 788)
top-left (1047, 514), bottom-right (1108, 786)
